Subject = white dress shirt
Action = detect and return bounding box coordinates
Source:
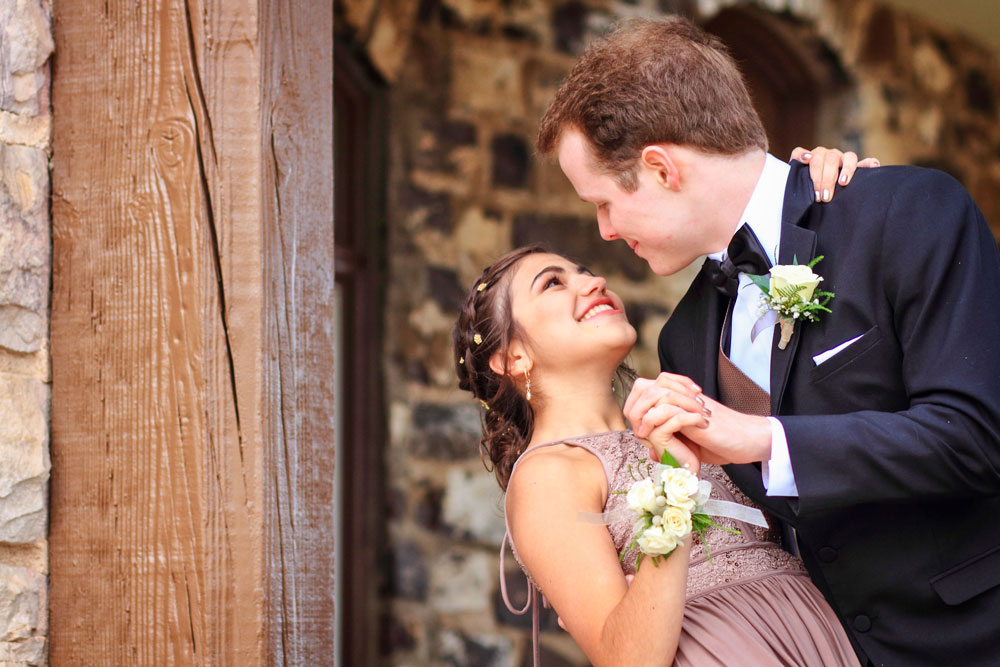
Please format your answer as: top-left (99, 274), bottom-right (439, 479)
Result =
top-left (707, 153), bottom-right (798, 496)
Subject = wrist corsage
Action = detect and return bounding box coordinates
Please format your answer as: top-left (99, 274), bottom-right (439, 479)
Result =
top-left (748, 256), bottom-right (834, 350)
top-left (619, 451), bottom-right (766, 567)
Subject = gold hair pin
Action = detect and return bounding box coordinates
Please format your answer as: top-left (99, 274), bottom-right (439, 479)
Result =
top-left (477, 282), bottom-right (487, 292)
top-left (478, 399), bottom-right (490, 410)
top-left (473, 333), bottom-right (483, 345)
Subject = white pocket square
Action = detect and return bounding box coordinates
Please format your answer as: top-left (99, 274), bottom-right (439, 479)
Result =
top-left (813, 334), bottom-right (864, 366)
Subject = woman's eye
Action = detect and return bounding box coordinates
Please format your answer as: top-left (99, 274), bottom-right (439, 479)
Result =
top-left (543, 276), bottom-right (562, 290)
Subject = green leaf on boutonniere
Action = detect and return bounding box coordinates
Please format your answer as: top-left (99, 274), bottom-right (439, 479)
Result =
top-left (807, 254), bottom-right (825, 269)
top-left (748, 273), bottom-right (771, 293)
top-left (659, 449), bottom-right (681, 468)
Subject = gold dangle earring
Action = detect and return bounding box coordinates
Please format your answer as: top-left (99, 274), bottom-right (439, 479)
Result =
top-left (525, 368), bottom-right (532, 401)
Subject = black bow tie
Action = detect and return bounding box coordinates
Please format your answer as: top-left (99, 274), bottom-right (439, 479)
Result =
top-left (704, 223), bottom-right (771, 298)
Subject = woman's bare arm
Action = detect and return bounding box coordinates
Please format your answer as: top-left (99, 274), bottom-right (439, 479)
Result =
top-left (506, 446), bottom-right (689, 666)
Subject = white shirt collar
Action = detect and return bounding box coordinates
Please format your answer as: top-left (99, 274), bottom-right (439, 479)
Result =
top-left (707, 153), bottom-right (790, 265)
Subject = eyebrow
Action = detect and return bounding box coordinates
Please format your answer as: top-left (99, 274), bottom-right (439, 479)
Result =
top-left (530, 264), bottom-right (592, 289)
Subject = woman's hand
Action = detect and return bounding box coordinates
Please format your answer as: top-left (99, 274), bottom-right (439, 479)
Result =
top-left (791, 146), bottom-right (881, 203)
top-left (623, 372), bottom-right (709, 472)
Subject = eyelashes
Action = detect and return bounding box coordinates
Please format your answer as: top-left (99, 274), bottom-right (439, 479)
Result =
top-left (540, 266), bottom-right (597, 291)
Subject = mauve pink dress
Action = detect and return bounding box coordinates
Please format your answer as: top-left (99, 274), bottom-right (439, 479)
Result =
top-left (501, 430), bottom-right (861, 666)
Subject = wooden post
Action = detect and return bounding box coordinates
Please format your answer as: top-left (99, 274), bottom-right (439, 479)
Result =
top-left (48, 0), bottom-right (333, 663)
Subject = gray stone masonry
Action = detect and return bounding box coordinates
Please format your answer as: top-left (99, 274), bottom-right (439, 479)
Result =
top-left (0, 0), bottom-right (52, 665)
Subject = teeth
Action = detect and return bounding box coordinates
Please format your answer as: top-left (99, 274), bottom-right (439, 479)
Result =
top-left (582, 304), bottom-right (614, 320)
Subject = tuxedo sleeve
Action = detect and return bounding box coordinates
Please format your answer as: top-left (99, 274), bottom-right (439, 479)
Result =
top-left (779, 173), bottom-right (1000, 515)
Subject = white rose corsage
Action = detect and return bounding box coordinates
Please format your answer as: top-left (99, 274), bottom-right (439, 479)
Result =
top-left (618, 451), bottom-right (766, 567)
top-left (748, 256), bottom-right (834, 350)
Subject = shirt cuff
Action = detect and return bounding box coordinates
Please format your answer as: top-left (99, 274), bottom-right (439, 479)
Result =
top-left (762, 417), bottom-right (799, 497)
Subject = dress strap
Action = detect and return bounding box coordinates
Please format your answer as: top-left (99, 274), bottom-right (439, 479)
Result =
top-left (499, 531), bottom-right (531, 615)
top-left (499, 530), bottom-right (541, 666)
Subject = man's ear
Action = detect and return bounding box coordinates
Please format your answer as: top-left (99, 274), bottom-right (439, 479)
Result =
top-left (488, 338), bottom-right (531, 378)
top-left (640, 145), bottom-right (681, 190)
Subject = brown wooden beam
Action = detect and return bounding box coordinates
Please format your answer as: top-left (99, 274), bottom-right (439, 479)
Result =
top-left (49, 1), bottom-right (333, 662)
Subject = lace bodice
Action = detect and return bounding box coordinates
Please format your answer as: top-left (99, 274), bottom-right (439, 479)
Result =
top-left (503, 430), bottom-right (804, 599)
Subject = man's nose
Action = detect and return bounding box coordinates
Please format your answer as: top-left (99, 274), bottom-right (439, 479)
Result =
top-left (597, 210), bottom-right (617, 241)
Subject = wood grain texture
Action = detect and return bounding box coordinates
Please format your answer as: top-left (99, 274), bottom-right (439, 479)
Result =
top-left (47, 0), bottom-right (333, 662)
top-left (260, 1), bottom-right (336, 663)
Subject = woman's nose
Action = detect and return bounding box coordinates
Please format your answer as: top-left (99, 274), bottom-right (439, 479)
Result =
top-left (579, 273), bottom-right (607, 294)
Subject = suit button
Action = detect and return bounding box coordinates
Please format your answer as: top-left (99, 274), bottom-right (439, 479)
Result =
top-left (818, 546), bottom-right (838, 563)
top-left (853, 615), bottom-right (872, 632)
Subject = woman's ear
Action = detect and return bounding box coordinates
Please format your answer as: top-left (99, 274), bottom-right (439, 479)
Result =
top-left (640, 145), bottom-right (681, 190)
top-left (489, 338), bottom-right (531, 378)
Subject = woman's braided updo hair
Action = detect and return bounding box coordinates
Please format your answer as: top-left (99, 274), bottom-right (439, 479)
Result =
top-left (452, 245), bottom-right (548, 490)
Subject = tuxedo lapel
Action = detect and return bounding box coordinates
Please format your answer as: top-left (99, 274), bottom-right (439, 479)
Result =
top-left (770, 166), bottom-right (818, 414)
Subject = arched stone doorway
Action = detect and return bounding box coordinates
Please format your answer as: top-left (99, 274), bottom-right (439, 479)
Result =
top-left (704, 7), bottom-right (852, 160)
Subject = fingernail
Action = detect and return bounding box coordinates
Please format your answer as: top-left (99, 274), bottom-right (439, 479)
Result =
top-left (703, 407), bottom-right (713, 417)
top-left (823, 189), bottom-right (831, 202)
top-left (814, 190), bottom-right (821, 202)
top-left (839, 173), bottom-right (849, 185)
top-left (691, 383), bottom-right (702, 393)
top-left (701, 418), bottom-right (710, 428)
top-left (695, 395), bottom-right (706, 406)
top-left (873, 159), bottom-right (880, 167)
top-left (802, 152), bottom-right (812, 161)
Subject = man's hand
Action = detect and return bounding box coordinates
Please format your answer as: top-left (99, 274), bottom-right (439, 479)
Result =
top-left (678, 394), bottom-right (773, 465)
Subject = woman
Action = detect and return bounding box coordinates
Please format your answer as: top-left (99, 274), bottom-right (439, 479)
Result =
top-left (451, 151), bottom-right (869, 666)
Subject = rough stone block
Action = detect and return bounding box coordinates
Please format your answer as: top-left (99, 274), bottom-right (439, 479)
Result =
top-left (390, 541), bottom-right (429, 601)
top-left (410, 402), bottom-right (482, 460)
top-left (0, 0), bottom-right (53, 114)
top-left (0, 111), bottom-right (49, 149)
top-left (912, 41), bottom-right (953, 95)
top-left (0, 143), bottom-right (49, 353)
top-left (512, 212), bottom-right (649, 282)
top-left (490, 133), bottom-right (530, 189)
top-left (0, 374), bottom-right (49, 543)
top-left (366, 0), bottom-right (421, 82)
top-left (429, 550), bottom-right (491, 613)
top-left (442, 468), bottom-right (505, 546)
top-left (436, 629), bottom-right (513, 667)
top-left (965, 69), bottom-right (997, 116)
top-left (552, 1), bottom-right (587, 55)
top-left (452, 40), bottom-right (526, 118)
top-left (0, 635), bottom-right (46, 665)
top-left (0, 563), bottom-right (44, 643)
top-left (427, 266), bottom-right (466, 315)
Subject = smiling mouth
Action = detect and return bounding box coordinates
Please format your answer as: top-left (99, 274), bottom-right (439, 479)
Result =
top-left (581, 303), bottom-right (616, 320)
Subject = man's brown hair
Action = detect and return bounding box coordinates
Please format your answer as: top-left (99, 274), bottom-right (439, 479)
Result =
top-left (537, 17), bottom-right (767, 191)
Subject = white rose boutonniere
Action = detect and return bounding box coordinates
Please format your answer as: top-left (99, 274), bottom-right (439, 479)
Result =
top-left (749, 256), bottom-right (834, 350)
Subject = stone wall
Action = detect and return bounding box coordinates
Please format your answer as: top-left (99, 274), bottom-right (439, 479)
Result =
top-left (336, 0), bottom-right (1000, 663)
top-left (0, 0), bottom-right (52, 665)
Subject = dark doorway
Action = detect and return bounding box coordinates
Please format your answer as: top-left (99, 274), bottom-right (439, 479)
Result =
top-left (334, 39), bottom-right (388, 665)
top-left (705, 7), bottom-right (849, 160)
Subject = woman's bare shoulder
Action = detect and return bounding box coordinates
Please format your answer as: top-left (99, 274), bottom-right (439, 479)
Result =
top-left (506, 443), bottom-right (607, 516)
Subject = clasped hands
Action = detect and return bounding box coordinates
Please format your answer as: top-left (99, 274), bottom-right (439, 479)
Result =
top-left (623, 373), bottom-right (773, 472)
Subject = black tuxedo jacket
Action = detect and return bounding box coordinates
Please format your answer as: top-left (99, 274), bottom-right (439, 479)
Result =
top-left (658, 162), bottom-right (1000, 666)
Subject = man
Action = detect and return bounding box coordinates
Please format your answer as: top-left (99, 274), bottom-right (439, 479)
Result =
top-left (536, 16), bottom-right (1000, 667)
